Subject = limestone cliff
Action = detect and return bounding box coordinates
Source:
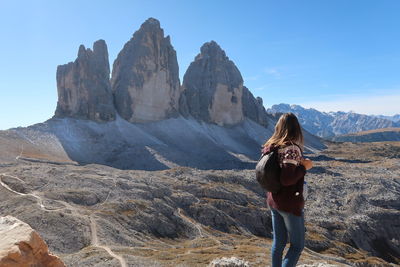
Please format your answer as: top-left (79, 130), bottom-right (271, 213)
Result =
top-left (54, 19), bottom-right (269, 128)
top-left (55, 40), bottom-right (115, 122)
top-left (180, 41), bottom-right (244, 126)
top-left (242, 86), bottom-right (268, 127)
top-left (111, 18), bottom-right (181, 122)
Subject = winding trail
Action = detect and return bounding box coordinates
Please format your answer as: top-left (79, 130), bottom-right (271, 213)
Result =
top-left (0, 172), bottom-right (127, 267)
top-left (89, 215), bottom-right (127, 267)
top-left (0, 173), bottom-right (46, 210)
top-left (0, 173), bottom-right (74, 213)
top-left (87, 175), bottom-right (127, 267)
top-left (0, 174), bottom-right (83, 217)
top-left (15, 144), bottom-right (23, 161)
top-left (177, 208), bottom-right (204, 238)
top-left (176, 207), bottom-right (223, 248)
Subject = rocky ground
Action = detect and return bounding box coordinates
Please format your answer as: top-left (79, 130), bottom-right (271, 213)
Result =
top-left (0, 141), bottom-right (399, 266)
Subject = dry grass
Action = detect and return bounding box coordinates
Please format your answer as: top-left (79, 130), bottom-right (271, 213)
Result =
top-left (112, 232), bottom-right (377, 266)
top-left (344, 127), bottom-right (400, 135)
top-left (324, 141), bottom-right (400, 161)
top-left (116, 234), bottom-right (271, 266)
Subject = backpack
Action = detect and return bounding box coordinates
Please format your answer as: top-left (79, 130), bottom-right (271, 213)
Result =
top-left (255, 146), bottom-right (281, 193)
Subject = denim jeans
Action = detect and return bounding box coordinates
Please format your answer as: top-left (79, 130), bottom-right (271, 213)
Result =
top-left (271, 208), bottom-right (305, 267)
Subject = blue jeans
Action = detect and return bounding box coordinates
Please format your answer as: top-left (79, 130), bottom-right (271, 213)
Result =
top-left (271, 208), bottom-right (305, 267)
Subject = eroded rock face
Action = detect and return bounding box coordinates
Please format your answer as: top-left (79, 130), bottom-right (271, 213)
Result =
top-left (242, 86), bottom-right (268, 127)
top-left (0, 216), bottom-right (65, 267)
top-left (181, 41), bottom-right (244, 126)
top-left (55, 40), bottom-right (115, 122)
top-left (111, 18), bottom-right (181, 122)
top-left (53, 18), bottom-right (270, 129)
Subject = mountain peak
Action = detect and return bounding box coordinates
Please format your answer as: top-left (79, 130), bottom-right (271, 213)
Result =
top-left (77, 40), bottom-right (108, 59)
top-left (55, 40), bottom-right (115, 122)
top-left (143, 17), bottom-right (161, 27)
top-left (199, 40), bottom-right (227, 60)
top-left (181, 40), bottom-right (245, 126)
top-left (138, 17), bottom-right (162, 33)
top-left (77, 44), bottom-right (86, 58)
top-left (111, 17), bottom-right (180, 123)
top-left (93, 39), bottom-right (107, 54)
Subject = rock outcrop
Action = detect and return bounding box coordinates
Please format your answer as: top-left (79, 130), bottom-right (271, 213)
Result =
top-left (55, 40), bottom-right (115, 122)
top-left (111, 18), bottom-right (181, 122)
top-left (242, 86), bottom-right (268, 127)
top-left (180, 41), bottom-right (245, 126)
top-left (181, 41), bottom-right (268, 127)
top-left (0, 216), bottom-right (65, 267)
top-left (53, 18), bottom-right (270, 128)
top-left (209, 257), bottom-right (250, 267)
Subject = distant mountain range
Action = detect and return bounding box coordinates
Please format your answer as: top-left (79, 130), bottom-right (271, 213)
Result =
top-left (267, 103), bottom-right (400, 139)
top-left (373, 114), bottom-right (400, 122)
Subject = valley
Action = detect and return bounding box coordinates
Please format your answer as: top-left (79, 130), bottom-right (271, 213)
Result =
top-left (0, 142), bottom-right (398, 266)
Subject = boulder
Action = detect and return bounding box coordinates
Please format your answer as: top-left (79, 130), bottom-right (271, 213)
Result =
top-left (209, 257), bottom-right (250, 267)
top-left (0, 216), bottom-right (65, 267)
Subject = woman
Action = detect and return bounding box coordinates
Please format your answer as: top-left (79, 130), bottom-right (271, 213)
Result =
top-left (262, 113), bottom-right (313, 267)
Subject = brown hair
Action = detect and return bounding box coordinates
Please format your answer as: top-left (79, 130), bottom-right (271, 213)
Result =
top-left (264, 112), bottom-right (304, 148)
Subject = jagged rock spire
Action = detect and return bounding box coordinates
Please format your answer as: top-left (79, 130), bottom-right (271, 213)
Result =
top-left (180, 41), bottom-right (244, 126)
top-left (111, 18), bottom-right (181, 122)
top-left (55, 40), bottom-right (115, 122)
top-left (54, 19), bottom-right (268, 128)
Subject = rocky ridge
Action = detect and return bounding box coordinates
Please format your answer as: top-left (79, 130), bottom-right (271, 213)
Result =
top-left (373, 114), bottom-right (400, 123)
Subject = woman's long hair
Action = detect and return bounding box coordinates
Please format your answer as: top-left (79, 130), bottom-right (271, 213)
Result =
top-left (264, 112), bottom-right (304, 148)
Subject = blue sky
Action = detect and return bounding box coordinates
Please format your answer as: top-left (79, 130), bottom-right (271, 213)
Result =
top-left (1, 0), bottom-right (399, 130)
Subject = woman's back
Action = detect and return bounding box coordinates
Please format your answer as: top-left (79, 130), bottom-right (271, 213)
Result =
top-left (265, 143), bottom-right (306, 217)
top-left (264, 113), bottom-right (312, 267)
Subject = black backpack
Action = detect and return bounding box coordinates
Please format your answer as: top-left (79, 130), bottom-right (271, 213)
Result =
top-left (255, 147), bottom-right (281, 193)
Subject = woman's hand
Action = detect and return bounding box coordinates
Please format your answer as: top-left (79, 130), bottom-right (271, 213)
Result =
top-left (301, 158), bottom-right (313, 170)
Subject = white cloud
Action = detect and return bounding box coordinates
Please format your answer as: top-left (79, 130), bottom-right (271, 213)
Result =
top-left (264, 67), bottom-right (282, 79)
top-left (299, 93), bottom-right (400, 115)
top-left (254, 86), bottom-right (267, 90)
top-left (244, 75), bottom-right (259, 81)
top-left (254, 84), bottom-right (275, 91)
